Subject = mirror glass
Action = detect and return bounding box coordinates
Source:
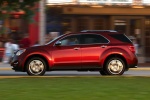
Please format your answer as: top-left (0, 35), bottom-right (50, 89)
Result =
top-left (55, 41), bottom-right (62, 46)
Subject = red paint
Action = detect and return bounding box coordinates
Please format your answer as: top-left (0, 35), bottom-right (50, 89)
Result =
top-left (0, 48), bottom-right (4, 61)
top-left (52, 46), bottom-right (82, 67)
top-left (13, 14), bottom-right (20, 18)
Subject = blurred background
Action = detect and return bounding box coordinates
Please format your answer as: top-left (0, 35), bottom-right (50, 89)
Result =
top-left (0, 0), bottom-right (150, 63)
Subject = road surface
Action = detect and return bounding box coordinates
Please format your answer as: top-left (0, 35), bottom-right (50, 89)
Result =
top-left (0, 63), bottom-right (150, 77)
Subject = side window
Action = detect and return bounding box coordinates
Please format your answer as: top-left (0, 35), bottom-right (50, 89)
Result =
top-left (109, 34), bottom-right (132, 43)
top-left (60, 35), bottom-right (80, 46)
top-left (81, 34), bottom-right (109, 44)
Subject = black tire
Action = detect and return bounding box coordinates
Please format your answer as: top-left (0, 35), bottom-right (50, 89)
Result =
top-left (99, 70), bottom-right (107, 75)
top-left (26, 57), bottom-right (46, 76)
top-left (104, 57), bottom-right (126, 75)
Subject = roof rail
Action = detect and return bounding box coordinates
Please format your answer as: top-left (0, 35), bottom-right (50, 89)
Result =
top-left (80, 30), bottom-right (117, 33)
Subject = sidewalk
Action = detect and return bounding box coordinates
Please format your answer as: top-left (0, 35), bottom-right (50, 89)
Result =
top-left (0, 62), bottom-right (150, 71)
top-left (138, 63), bottom-right (150, 67)
top-left (0, 63), bottom-right (12, 70)
top-left (0, 63), bottom-right (11, 68)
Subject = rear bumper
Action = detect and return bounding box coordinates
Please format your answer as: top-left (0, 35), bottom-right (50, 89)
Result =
top-left (128, 53), bottom-right (138, 68)
top-left (128, 64), bottom-right (138, 68)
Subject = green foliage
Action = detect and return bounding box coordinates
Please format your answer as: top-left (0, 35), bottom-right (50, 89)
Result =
top-left (0, 0), bottom-right (40, 22)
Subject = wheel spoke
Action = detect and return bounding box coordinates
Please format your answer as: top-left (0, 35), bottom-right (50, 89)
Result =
top-left (29, 60), bottom-right (45, 75)
top-left (108, 59), bottom-right (124, 75)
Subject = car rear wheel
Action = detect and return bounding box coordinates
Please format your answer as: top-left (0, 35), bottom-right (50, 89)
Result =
top-left (104, 57), bottom-right (126, 75)
top-left (26, 57), bottom-right (46, 76)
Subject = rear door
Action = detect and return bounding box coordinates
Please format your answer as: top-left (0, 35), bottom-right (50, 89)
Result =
top-left (81, 34), bottom-right (109, 68)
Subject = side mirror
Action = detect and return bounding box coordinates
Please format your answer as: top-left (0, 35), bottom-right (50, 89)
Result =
top-left (55, 41), bottom-right (62, 46)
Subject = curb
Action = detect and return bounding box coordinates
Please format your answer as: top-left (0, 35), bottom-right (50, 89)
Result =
top-left (0, 76), bottom-right (150, 79)
top-left (130, 68), bottom-right (150, 71)
top-left (0, 68), bottom-right (12, 71)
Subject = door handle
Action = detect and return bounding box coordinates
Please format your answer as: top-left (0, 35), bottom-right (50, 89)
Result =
top-left (101, 45), bottom-right (107, 48)
top-left (74, 47), bottom-right (80, 50)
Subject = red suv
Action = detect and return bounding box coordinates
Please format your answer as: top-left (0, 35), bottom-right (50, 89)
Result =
top-left (11, 30), bottom-right (138, 76)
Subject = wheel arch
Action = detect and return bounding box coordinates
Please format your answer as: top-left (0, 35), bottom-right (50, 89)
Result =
top-left (23, 54), bottom-right (50, 72)
top-left (103, 54), bottom-right (128, 70)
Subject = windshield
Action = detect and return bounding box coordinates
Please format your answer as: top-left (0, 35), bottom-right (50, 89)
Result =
top-left (45, 34), bottom-right (65, 45)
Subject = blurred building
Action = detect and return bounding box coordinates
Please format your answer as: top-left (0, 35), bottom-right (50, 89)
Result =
top-left (1, 0), bottom-right (150, 63)
top-left (46, 0), bottom-right (150, 62)
top-left (0, 1), bottom-right (43, 62)
top-left (0, 3), bottom-right (40, 47)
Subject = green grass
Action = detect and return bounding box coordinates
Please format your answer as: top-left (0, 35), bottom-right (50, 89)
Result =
top-left (0, 77), bottom-right (150, 100)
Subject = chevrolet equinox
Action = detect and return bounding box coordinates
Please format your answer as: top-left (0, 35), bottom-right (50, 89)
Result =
top-left (11, 30), bottom-right (138, 76)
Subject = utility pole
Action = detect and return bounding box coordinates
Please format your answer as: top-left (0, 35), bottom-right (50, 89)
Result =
top-left (39, 0), bottom-right (46, 45)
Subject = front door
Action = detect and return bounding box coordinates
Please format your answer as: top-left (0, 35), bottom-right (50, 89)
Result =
top-left (52, 34), bottom-right (81, 68)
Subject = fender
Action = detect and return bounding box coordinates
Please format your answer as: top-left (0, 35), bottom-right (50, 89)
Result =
top-left (99, 47), bottom-right (131, 67)
top-left (20, 48), bottom-right (52, 69)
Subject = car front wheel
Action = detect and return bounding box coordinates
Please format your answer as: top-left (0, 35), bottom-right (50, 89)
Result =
top-left (26, 57), bottom-right (46, 76)
top-left (99, 70), bottom-right (107, 75)
top-left (104, 57), bottom-right (126, 75)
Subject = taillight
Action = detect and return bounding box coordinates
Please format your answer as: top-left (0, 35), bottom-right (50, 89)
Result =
top-left (129, 46), bottom-right (135, 54)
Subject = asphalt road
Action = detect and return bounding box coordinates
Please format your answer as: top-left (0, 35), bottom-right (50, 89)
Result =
top-left (0, 63), bottom-right (150, 76)
top-left (0, 70), bottom-right (150, 76)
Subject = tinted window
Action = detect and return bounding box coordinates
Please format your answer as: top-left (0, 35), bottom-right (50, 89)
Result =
top-left (109, 34), bottom-right (132, 43)
top-left (81, 34), bottom-right (109, 44)
top-left (59, 35), bottom-right (80, 46)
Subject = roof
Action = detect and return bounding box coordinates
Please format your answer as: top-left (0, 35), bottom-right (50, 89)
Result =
top-left (80, 30), bottom-right (117, 33)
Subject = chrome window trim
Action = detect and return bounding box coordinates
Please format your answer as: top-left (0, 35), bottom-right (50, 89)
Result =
top-left (53, 34), bottom-right (81, 46)
top-left (45, 34), bottom-right (65, 45)
top-left (53, 33), bottom-right (110, 46)
top-left (80, 33), bottom-right (110, 45)
top-left (81, 30), bottom-right (117, 33)
top-left (124, 34), bottom-right (133, 43)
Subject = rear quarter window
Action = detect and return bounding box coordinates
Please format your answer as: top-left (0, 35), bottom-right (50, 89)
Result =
top-left (109, 34), bottom-right (132, 43)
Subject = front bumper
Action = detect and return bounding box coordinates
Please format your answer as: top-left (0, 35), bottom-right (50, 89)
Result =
top-left (10, 55), bottom-right (23, 71)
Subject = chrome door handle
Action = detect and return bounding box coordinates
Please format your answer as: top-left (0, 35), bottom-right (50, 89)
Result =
top-left (101, 45), bottom-right (107, 48)
top-left (74, 47), bottom-right (80, 50)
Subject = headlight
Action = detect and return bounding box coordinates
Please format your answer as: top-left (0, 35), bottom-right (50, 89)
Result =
top-left (16, 49), bottom-right (26, 56)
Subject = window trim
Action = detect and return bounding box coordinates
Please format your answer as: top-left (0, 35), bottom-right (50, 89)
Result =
top-left (54, 33), bottom-right (110, 46)
top-left (80, 33), bottom-right (110, 45)
top-left (109, 34), bottom-right (132, 43)
top-left (54, 34), bottom-right (81, 46)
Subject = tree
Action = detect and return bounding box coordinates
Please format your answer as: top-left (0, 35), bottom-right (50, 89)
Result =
top-left (0, 0), bottom-right (40, 22)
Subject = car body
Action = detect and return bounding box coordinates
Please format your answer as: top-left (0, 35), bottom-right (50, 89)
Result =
top-left (11, 30), bottom-right (138, 75)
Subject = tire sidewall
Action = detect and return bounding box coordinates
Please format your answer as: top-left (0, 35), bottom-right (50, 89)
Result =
top-left (104, 57), bottom-right (126, 75)
top-left (26, 57), bottom-right (46, 76)
top-left (99, 70), bottom-right (107, 75)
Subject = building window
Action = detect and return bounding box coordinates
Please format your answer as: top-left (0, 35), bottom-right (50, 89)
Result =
top-left (145, 19), bottom-right (150, 36)
top-left (62, 18), bottom-right (71, 34)
top-left (114, 19), bottom-right (127, 33)
top-left (77, 18), bottom-right (89, 32)
top-left (93, 18), bottom-right (105, 30)
top-left (145, 18), bottom-right (150, 57)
